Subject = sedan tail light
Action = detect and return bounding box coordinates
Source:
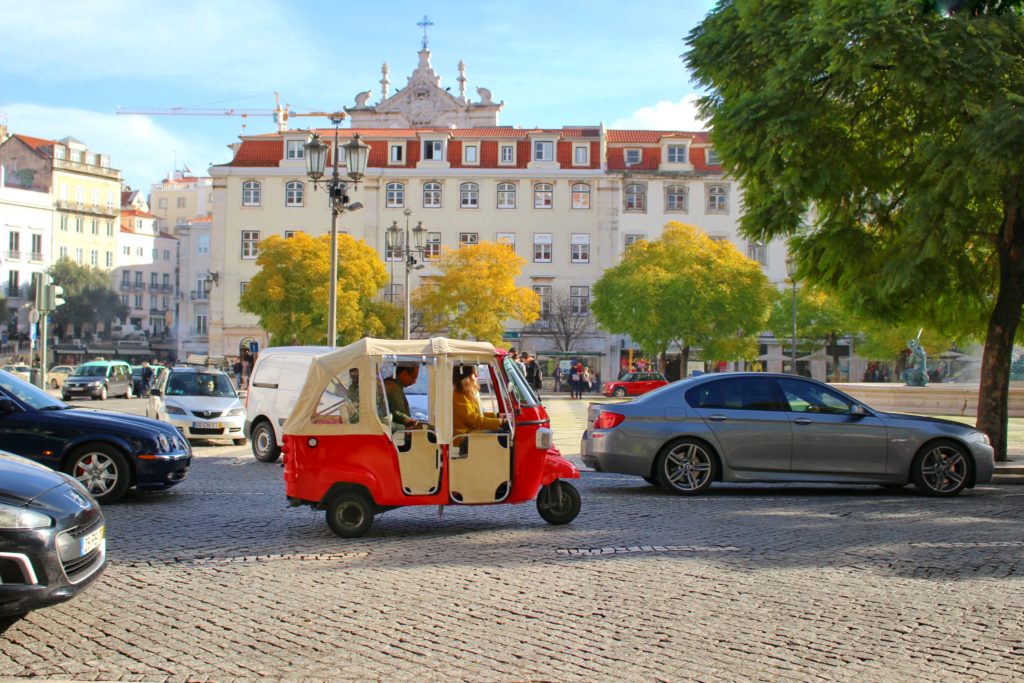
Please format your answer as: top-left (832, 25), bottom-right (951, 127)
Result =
top-left (593, 411), bottom-right (625, 430)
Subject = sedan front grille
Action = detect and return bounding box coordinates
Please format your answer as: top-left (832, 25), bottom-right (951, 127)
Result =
top-left (191, 410), bottom-right (223, 418)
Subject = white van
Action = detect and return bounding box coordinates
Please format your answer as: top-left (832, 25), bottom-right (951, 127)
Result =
top-left (245, 345), bottom-right (332, 462)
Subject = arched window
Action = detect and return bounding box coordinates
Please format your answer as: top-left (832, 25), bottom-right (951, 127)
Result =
top-left (534, 182), bottom-right (553, 209)
top-left (571, 183), bottom-right (590, 210)
top-left (624, 184), bottom-right (646, 212)
top-left (665, 185), bottom-right (687, 212)
top-left (386, 182), bottom-right (405, 208)
top-left (460, 182), bottom-right (479, 208)
top-left (242, 181), bottom-right (261, 207)
top-left (497, 182), bottom-right (516, 209)
top-left (285, 181), bottom-right (304, 207)
top-left (707, 184), bottom-right (728, 213)
top-left (423, 182), bottom-right (442, 208)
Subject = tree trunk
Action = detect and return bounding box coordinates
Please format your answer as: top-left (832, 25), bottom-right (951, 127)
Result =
top-left (828, 332), bottom-right (841, 383)
top-left (977, 201), bottom-right (1024, 462)
top-left (681, 345), bottom-right (691, 378)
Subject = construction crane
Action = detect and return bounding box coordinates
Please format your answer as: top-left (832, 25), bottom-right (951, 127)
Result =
top-left (116, 92), bottom-right (341, 133)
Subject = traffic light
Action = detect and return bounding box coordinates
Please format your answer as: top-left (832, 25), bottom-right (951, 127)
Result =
top-left (46, 284), bottom-right (65, 310)
top-left (32, 272), bottom-right (51, 309)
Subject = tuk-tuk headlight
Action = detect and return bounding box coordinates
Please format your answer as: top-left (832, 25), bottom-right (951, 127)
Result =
top-left (536, 427), bottom-right (553, 451)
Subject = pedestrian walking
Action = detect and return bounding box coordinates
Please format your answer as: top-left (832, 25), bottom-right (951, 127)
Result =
top-left (553, 366), bottom-right (562, 393)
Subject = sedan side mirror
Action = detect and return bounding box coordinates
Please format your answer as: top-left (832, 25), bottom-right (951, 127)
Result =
top-left (849, 404), bottom-right (867, 417)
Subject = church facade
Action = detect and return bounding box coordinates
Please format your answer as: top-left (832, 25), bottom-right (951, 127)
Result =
top-left (207, 46), bottom-right (788, 381)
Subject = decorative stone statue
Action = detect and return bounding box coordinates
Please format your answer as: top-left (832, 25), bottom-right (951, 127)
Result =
top-left (354, 91), bottom-right (371, 108)
top-left (902, 337), bottom-right (929, 387)
top-left (476, 86), bottom-right (493, 104)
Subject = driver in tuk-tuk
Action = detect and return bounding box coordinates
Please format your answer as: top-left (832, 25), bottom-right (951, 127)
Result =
top-left (383, 363), bottom-right (424, 430)
top-left (452, 365), bottom-right (508, 439)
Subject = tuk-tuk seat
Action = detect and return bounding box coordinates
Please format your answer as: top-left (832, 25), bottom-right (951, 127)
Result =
top-left (449, 433), bottom-right (512, 504)
top-left (393, 429), bottom-right (442, 496)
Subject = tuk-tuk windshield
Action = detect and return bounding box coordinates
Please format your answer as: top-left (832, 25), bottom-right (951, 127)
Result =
top-left (503, 357), bottom-right (540, 407)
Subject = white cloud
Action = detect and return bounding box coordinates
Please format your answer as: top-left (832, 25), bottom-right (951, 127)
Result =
top-left (609, 95), bottom-right (708, 131)
top-left (5, 104), bottom-right (225, 191)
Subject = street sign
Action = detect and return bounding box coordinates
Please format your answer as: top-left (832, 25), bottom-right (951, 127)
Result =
top-left (249, 341), bottom-right (259, 354)
top-left (502, 331), bottom-right (521, 340)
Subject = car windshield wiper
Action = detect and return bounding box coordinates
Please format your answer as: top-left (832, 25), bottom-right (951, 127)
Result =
top-left (39, 404), bottom-right (69, 411)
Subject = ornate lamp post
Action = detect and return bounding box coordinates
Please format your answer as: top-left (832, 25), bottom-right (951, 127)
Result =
top-left (785, 254), bottom-right (798, 375)
top-left (304, 114), bottom-right (370, 347)
top-left (385, 208), bottom-right (426, 339)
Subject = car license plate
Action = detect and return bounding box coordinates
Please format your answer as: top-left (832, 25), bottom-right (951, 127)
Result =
top-left (81, 525), bottom-right (105, 555)
top-left (193, 421), bottom-right (222, 429)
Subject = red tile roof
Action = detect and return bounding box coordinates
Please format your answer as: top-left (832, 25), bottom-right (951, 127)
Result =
top-left (228, 140), bottom-right (284, 167)
top-left (606, 130), bottom-right (708, 143)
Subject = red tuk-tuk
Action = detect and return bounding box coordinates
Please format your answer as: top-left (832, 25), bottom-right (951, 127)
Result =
top-left (281, 337), bottom-right (581, 537)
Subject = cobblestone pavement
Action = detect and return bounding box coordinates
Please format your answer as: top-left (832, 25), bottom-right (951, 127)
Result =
top-left (2, 397), bottom-right (1023, 681)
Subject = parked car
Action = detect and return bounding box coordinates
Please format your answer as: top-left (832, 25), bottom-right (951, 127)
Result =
top-left (131, 364), bottom-right (164, 397)
top-left (1, 364), bottom-right (33, 383)
top-left (61, 360), bottom-right (133, 401)
top-left (0, 369), bottom-right (192, 503)
top-left (245, 346), bottom-right (332, 462)
top-left (0, 451), bottom-right (107, 629)
top-left (602, 371), bottom-right (669, 398)
top-left (45, 364), bottom-right (76, 389)
top-left (109, 324), bottom-right (145, 341)
top-left (149, 366), bottom-right (247, 446)
top-left (581, 372), bottom-right (994, 496)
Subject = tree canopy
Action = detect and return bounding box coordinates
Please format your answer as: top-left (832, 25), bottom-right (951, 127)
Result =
top-left (413, 241), bottom-right (539, 344)
top-left (47, 258), bottom-right (127, 338)
top-left (591, 222), bottom-right (774, 369)
top-left (686, 0), bottom-right (1024, 457)
top-left (767, 285), bottom-right (857, 381)
top-left (239, 232), bottom-right (399, 346)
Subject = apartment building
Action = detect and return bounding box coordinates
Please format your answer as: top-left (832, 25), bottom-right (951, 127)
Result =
top-left (149, 172), bottom-right (213, 234)
top-left (0, 182), bottom-right (53, 336)
top-left (173, 214), bottom-right (213, 359)
top-left (115, 206), bottom-right (177, 338)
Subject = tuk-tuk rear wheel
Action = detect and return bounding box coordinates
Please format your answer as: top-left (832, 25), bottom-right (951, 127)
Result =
top-left (537, 480), bottom-right (581, 525)
top-left (325, 492), bottom-right (374, 538)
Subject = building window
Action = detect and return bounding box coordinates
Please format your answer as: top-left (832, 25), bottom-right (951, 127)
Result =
top-left (496, 232), bottom-right (515, 251)
top-left (195, 312), bottom-right (208, 336)
top-left (59, 246), bottom-right (68, 259)
top-left (666, 185), bottom-right (688, 212)
top-left (707, 184), bottom-right (728, 213)
top-left (624, 148), bottom-right (642, 166)
top-left (134, 294), bottom-right (143, 309)
top-left (59, 215), bottom-right (67, 231)
top-left (667, 144), bottom-right (688, 163)
top-left (386, 182), bottom-right (406, 208)
top-left (91, 219), bottom-right (99, 235)
top-left (533, 233), bottom-right (552, 263)
top-left (90, 250), bottom-right (98, 267)
top-left (571, 183), bottom-right (590, 210)
top-left (459, 233), bottom-right (478, 248)
top-left (197, 234), bottom-right (210, 255)
top-left (747, 241), bottom-right (768, 266)
top-left (121, 272), bottom-right (131, 287)
top-left (123, 246), bottom-right (130, 256)
top-left (464, 144), bottom-right (478, 164)
top-left (384, 283), bottom-right (403, 304)
top-left (570, 286), bottom-right (590, 315)
top-left (106, 221), bottom-right (114, 237)
top-left (136, 247), bottom-right (144, 256)
top-left (499, 144), bottom-right (515, 164)
top-left (163, 274), bottom-right (170, 287)
top-left (176, 197), bottom-right (187, 208)
top-left (135, 271), bottom-right (144, 286)
top-left (534, 182), bottom-right (553, 209)
top-left (240, 281), bottom-right (250, 297)
top-left (423, 182), bottom-right (442, 208)
top-left (106, 252), bottom-right (114, 267)
top-left (571, 234), bottom-right (591, 264)
top-left (91, 189), bottom-right (100, 206)
top-left (460, 182), bottom-right (479, 209)
top-left (533, 285), bottom-right (552, 319)
top-left (158, 197), bottom-right (168, 209)
top-left (706, 147), bottom-right (720, 165)
top-left (625, 184), bottom-right (646, 212)
top-left (424, 232), bottom-right (441, 260)
top-left (624, 234), bottom-right (645, 248)
top-left (150, 273), bottom-right (159, 287)
top-left (7, 232), bottom-right (19, 258)
top-left (334, 145), bottom-right (347, 166)
top-left (75, 248), bottom-right (83, 263)
top-left (533, 141), bottom-right (554, 162)
top-left (7, 271), bottom-right (18, 295)
top-left (242, 181), bottom-right (261, 206)
top-left (497, 182), bottom-right (516, 209)
top-left (241, 230), bottom-right (260, 259)
top-left (106, 191), bottom-right (115, 208)
top-left (285, 181), bottom-right (304, 207)
top-left (30, 234), bottom-right (42, 260)
top-left (573, 145), bottom-right (589, 165)
top-left (75, 218), bottom-right (83, 233)
top-left (286, 139), bottom-right (305, 159)
top-left (163, 249), bottom-right (170, 260)
top-left (423, 140), bottom-right (444, 160)
top-left (283, 230), bottom-right (297, 239)
top-left (389, 144), bottom-right (404, 163)
top-left (152, 248), bottom-right (159, 260)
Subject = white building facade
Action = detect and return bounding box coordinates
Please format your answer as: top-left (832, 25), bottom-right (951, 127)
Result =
top-left (173, 215), bottom-right (213, 359)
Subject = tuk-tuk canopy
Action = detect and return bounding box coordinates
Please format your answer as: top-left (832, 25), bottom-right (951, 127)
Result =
top-left (284, 336), bottom-right (499, 442)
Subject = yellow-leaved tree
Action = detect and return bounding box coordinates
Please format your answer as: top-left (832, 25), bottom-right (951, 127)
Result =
top-left (413, 241), bottom-right (540, 344)
top-left (239, 232), bottom-right (400, 346)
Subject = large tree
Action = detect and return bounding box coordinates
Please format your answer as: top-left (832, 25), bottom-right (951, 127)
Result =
top-left (592, 222), bottom-right (774, 370)
top-left (413, 241), bottom-right (540, 344)
top-left (686, 0), bottom-right (1024, 459)
top-left (239, 232), bottom-right (399, 346)
top-left (47, 258), bottom-right (127, 339)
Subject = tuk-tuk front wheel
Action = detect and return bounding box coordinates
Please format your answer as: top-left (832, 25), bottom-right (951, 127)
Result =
top-left (537, 480), bottom-right (581, 525)
top-left (325, 492), bottom-right (374, 538)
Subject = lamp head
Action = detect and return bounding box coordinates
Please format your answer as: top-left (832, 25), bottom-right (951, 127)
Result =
top-left (304, 134), bottom-right (328, 181)
top-left (343, 133), bottom-right (371, 182)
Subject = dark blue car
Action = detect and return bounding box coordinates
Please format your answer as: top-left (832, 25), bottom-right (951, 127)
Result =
top-left (0, 370), bottom-right (192, 504)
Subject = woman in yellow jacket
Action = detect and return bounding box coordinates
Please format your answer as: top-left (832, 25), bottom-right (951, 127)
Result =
top-left (452, 365), bottom-right (507, 438)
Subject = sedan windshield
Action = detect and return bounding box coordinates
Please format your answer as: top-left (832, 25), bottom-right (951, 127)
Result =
top-left (0, 370), bottom-right (66, 410)
top-left (166, 372), bottom-right (237, 398)
top-left (73, 366), bottom-right (107, 377)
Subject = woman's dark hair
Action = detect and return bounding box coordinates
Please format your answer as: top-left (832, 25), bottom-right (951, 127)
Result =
top-left (452, 365), bottom-right (476, 388)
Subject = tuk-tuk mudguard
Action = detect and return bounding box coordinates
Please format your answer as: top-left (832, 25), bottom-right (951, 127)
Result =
top-left (540, 448), bottom-right (580, 486)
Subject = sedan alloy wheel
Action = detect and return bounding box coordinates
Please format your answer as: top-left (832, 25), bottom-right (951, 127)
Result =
top-left (69, 445), bottom-right (130, 503)
top-left (913, 441), bottom-right (970, 496)
top-left (657, 438), bottom-right (715, 495)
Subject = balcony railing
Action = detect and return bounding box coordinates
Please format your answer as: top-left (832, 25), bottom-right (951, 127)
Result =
top-left (6, 250), bottom-right (21, 260)
top-left (52, 158), bottom-right (122, 181)
top-left (162, 284), bottom-right (175, 293)
top-left (29, 252), bottom-right (43, 262)
top-left (120, 281), bottom-right (132, 291)
top-left (149, 282), bottom-right (161, 291)
top-left (53, 198), bottom-right (118, 217)
top-left (190, 290), bottom-right (208, 301)
top-left (188, 327), bottom-right (209, 338)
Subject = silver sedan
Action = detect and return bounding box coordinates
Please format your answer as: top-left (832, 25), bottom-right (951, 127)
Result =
top-left (581, 373), bottom-right (994, 496)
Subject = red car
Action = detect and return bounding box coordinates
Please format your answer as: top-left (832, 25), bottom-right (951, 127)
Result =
top-left (602, 371), bottom-right (669, 397)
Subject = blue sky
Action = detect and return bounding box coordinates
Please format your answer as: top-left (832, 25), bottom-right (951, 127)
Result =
top-left (1, 0), bottom-right (717, 191)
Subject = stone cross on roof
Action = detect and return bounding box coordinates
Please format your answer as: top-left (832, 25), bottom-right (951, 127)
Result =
top-left (417, 15), bottom-right (434, 50)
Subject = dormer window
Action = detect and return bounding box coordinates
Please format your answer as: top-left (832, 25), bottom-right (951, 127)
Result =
top-left (666, 144), bottom-right (688, 163)
top-left (573, 145), bottom-right (589, 166)
top-left (625, 149), bottom-right (642, 166)
top-left (499, 144), bottom-right (515, 165)
top-left (286, 140), bottom-right (305, 160)
top-left (389, 143), bottom-right (404, 163)
top-left (706, 147), bottom-right (721, 165)
top-left (463, 144), bottom-right (479, 164)
top-left (533, 141), bottom-right (554, 162)
top-left (423, 140), bottom-right (444, 160)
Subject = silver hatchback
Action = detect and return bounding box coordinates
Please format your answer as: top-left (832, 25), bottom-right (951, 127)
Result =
top-left (581, 373), bottom-right (994, 496)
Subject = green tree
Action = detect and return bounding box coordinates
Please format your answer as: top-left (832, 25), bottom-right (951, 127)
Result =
top-left (686, 0), bottom-right (1024, 458)
top-left (413, 241), bottom-right (540, 344)
top-left (592, 223), bottom-right (774, 371)
top-left (47, 258), bottom-right (127, 339)
top-left (239, 232), bottom-right (399, 346)
top-left (767, 286), bottom-right (858, 381)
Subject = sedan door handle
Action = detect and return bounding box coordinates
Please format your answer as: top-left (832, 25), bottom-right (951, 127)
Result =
top-left (708, 414), bottom-right (727, 422)
top-left (793, 418), bottom-right (813, 425)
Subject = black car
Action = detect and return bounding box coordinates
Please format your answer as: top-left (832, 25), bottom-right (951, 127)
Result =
top-left (0, 451), bottom-right (106, 629)
top-left (0, 370), bottom-right (192, 504)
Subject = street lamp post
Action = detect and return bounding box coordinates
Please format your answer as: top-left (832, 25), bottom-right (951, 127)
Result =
top-left (386, 208), bottom-right (426, 340)
top-left (785, 254), bottom-right (798, 375)
top-left (304, 114), bottom-right (370, 347)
